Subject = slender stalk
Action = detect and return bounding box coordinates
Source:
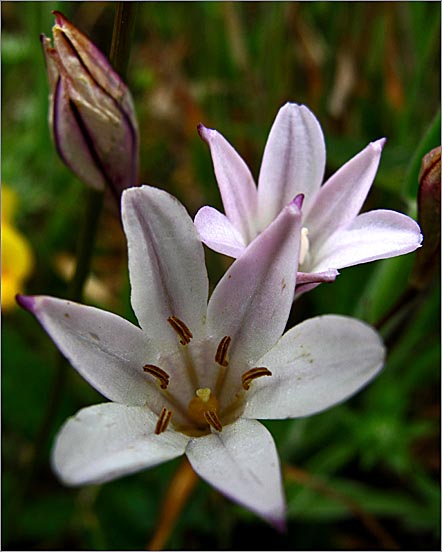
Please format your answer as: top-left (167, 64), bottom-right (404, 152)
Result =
top-left (68, 186), bottom-right (104, 302)
top-left (374, 286), bottom-right (419, 331)
top-left (147, 458), bottom-right (199, 551)
top-left (109, 2), bottom-right (137, 80)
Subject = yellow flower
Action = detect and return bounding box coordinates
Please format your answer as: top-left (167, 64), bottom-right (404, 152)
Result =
top-left (1, 185), bottom-right (34, 311)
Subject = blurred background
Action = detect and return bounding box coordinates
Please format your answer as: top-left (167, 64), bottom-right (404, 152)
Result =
top-left (2, 2), bottom-right (440, 549)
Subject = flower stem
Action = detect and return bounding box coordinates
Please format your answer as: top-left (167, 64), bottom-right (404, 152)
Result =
top-left (68, 186), bottom-right (104, 302)
top-left (147, 458), bottom-right (199, 550)
top-left (374, 286), bottom-right (419, 332)
top-left (109, 2), bottom-right (137, 80)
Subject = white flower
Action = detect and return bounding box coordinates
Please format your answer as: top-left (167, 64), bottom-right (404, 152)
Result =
top-left (18, 186), bottom-right (385, 528)
top-left (194, 102), bottom-right (422, 294)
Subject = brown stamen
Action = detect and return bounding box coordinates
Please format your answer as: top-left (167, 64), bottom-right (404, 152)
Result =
top-left (215, 336), bottom-right (231, 367)
top-left (242, 367), bottom-right (272, 390)
top-left (167, 316), bottom-right (193, 345)
top-left (204, 410), bottom-right (222, 432)
top-left (143, 364), bottom-right (170, 389)
top-left (155, 407), bottom-right (173, 435)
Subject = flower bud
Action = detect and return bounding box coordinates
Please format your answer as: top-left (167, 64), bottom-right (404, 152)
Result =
top-left (41, 11), bottom-right (139, 198)
top-left (411, 146), bottom-right (441, 289)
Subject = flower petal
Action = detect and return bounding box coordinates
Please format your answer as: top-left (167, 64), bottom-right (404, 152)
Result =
top-left (305, 138), bottom-right (385, 244)
top-left (295, 268), bottom-right (339, 286)
top-left (186, 418), bottom-right (286, 529)
top-left (16, 295), bottom-right (157, 406)
top-left (52, 11), bottom-right (137, 123)
top-left (52, 403), bottom-right (189, 485)
top-left (243, 315), bottom-right (385, 419)
top-left (294, 269), bottom-right (340, 297)
top-left (67, 82), bottom-right (139, 196)
top-left (194, 205), bottom-right (246, 258)
top-left (257, 103), bottom-right (326, 228)
top-left (40, 34), bottom-right (60, 92)
top-left (207, 198), bottom-right (303, 366)
top-left (122, 186), bottom-right (209, 345)
top-left (311, 209), bottom-right (423, 272)
top-left (198, 124), bottom-right (258, 242)
top-left (53, 76), bottom-right (107, 190)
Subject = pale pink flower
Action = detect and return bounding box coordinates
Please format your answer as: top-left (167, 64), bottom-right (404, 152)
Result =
top-left (195, 103), bottom-right (422, 294)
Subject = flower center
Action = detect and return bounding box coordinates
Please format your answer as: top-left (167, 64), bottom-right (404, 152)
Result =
top-left (142, 316), bottom-right (272, 437)
top-left (188, 388), bottom-right (222, 432)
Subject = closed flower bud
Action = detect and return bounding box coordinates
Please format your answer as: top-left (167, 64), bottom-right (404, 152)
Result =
top-left (411, 146), bottom-right (441, 289)
top-left (41, 11), bottom-right (139, 199)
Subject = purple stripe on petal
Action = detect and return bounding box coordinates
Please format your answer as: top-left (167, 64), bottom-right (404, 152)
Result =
top-left (67, 99), bottom-right (112, 189)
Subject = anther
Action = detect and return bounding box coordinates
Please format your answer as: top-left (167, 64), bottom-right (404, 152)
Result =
top-left (242, 367), bottom-right (272, 390)
top-left (204, 410), bottom-right (223, 432)
top-left (215, 336), bottom-right (231, 367)
top-left (143, 364), bottom-right (170, 389)
top-left (167, 316), bottom-right (193, 345)
top-left (155, 407), bottom-right (173, 435)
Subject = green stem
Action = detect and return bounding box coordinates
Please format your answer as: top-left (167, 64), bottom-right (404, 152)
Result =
top-left (109, 2), bottom-right (137, 80)
top-left (374, 286), bottom-right (419, 332)
top-left (68, 187), bottom-right (104, 302)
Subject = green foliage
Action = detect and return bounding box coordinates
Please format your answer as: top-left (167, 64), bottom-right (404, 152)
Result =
top-left (2, 1), bottom-right (440, 550)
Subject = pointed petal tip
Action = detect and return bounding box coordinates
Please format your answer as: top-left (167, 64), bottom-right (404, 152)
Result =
top-left (52, 10), bottom-right (66, 24)
top-left (292, 193), bottom-right (305, 210)
top-left (197, 123), bottom-right (214, 143)
top-left (40, 33), bottom-right (55, 55)
top-left (372, 137), bottom-right (387, 151)
top-left (281, 101), bottom-right (302, 111)
top-left (52, 12), bottom-right (77, 38)
top-left (271, 516), bottom-right (287, 534)
top-left (121, 184), bottom-right (147, 206)
top-left (281, 101), bottom-right (297, 110)
top-left (280, 102), bottom-right (316, 119)
top-left (16, 294), bottom-right (36, 312)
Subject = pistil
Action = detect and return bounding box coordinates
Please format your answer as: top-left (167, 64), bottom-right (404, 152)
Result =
top-left (299, 227), bottom-right (310, 266)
